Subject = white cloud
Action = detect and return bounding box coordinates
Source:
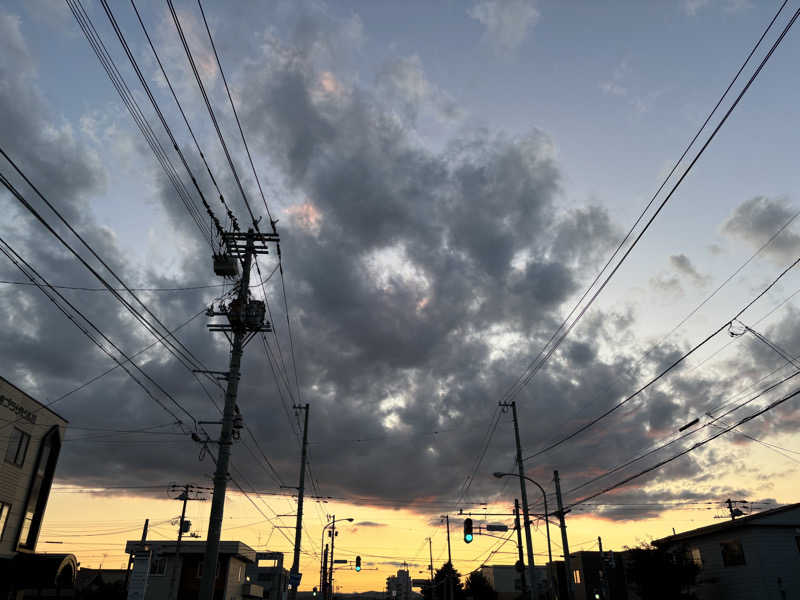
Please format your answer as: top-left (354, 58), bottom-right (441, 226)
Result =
top-left (468, 0), bottom-right (539, 53)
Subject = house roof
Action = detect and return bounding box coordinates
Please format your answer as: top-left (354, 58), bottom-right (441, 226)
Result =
top-left (653, 502), bottom-right (800, 546)
top-left (0, 374), bottom-right (69, 423)
top-left (124, 539), bottom-right (257, 563)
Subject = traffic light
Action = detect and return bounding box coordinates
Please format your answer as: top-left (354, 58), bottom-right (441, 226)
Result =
top-left (463, 518), bottom-right (473, 543)
top-left (355, 556), bottom-right (362, 572)
top-left (313, 588), bottom-right (318, 597)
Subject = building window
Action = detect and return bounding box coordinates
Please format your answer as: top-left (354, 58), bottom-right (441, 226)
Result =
top-left (17, 427), bottom-right (60, 550)
top-left (5, 428), bottom-right (30, 467)
top-left (573, 569), bottom-right (582, 584)
top-left (150, 557), bottom-right (167, 576)
top-left (197, 560), bottom-right (220, 579)
top-left (688, 547), bottom-right (703, 568)
top-left (721, 540), bottom-right (746, 566)
top-left (0, 502), bottom-right (10, 540)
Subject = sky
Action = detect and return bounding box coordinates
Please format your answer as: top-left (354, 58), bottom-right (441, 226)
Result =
top-left (1, 0), bottom-right (799, 592)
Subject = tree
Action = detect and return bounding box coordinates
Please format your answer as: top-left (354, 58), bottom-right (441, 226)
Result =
top-left (464, 571), bottom-right (497, 600)
top-left (624, 542), bottom-right (699, 600)
top-left (431, 562), bottom-right (465, 600)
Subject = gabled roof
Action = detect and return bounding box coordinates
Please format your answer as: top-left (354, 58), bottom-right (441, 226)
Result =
top-left (654, 502), bottom-right (800, 546)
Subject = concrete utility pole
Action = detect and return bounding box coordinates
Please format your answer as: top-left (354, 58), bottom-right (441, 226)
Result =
top-left (288, 404), bottom-right (310, 600)
top-left (441, 514), bottom-right (453, 600)
top-left (328, 518), bottom-right (337, 600)
top-left (321, 544), bottom-right (329, 600)
top-left (500, 401), bottom-right (536, 600)
top-left (427, 537), bottom-right (434, 584)
top-left (514, 499), bottom-right (528, 599)
top-left (200, 228), bottom-right (275, 600)
top-left (553, 471), bottom-right (573, 600)
top-left (169, 484), bottom-right (208, 600)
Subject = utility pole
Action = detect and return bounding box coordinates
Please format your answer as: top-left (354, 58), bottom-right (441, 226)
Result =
top-left (445, 515), bottom-right (452, 564)
top-left (328, 518), bottom-right (337, 600)
top-left (200, 228), bottom-right (275, 600)
top-left (500, 401), bottom-right (536, 600)
top-left (514, 499), bottom-right (528, 599)
top-left (321, 544), bottom-right (329, 600)
top-left (553, 471), bottom-right (573, 600)
top-left (168, 484), bottom-right (208, 600)
top-left (441, 514), bottom-right (453, 600)
top-left (288, 404), bottom-right (310, 600)
top-left (426, 537), bottom-right (434, 584)
top-left (597, 536), bottom-right (609, 600)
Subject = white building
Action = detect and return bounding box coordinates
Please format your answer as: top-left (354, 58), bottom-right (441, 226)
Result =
top-left (125, 539), bottom-right (263, 600)
top-left (0, 375), bottom-right (75, 596)
top-left (653, 502), bottom-right (800, 600)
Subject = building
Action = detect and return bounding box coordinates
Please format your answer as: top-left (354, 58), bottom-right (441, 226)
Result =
top-left (567, 551), bottom-right (628, 600)
top-left (124, 539), bottom-right (263, 600)
top-left (75, 567), bottom-right (128, 596)
top-left (479, 564), bottom-right (551, 600)
top-left (386, 568), bottom-right (412, 600)
top-left (245, 551), bottom-right (289, 600)
top-left (0, 375), bottom-right (75, 597)
top-left (652, 502), bottom-right (800, 600)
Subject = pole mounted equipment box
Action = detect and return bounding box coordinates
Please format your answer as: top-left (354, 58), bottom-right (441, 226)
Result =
top-left (213, 253), bottom-right (239, 278)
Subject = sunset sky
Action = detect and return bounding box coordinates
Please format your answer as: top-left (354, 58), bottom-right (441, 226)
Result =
top-left (1, 0), bottom-right (799, 593)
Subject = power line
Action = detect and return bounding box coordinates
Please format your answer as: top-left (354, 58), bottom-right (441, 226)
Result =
top-left (0, 279), bottom-right (234, 292)
top-left (66, 0), bottom-right (214, 249)
top-left (166, 0), bottom-right (260, 228)
top-left (523, 255), bottom-right (800, 463)
top-left (0, 233), bottom-right (192, 428)
top-left (498, 3), bottom-right (799, 408)
top-left (129, 0), bottom-right (241, 233)
top-left (0, 308), bottom-right (206, 434)
top-left (99, 0), bottom-right (227, 245)
top-left (567, 382), bottom-right (800, 509)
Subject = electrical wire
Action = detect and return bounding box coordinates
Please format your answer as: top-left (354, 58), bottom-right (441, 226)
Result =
top-left (523, 255), bottom-right (800, 462)
top-left (498, 4), bottom-right (799, 409)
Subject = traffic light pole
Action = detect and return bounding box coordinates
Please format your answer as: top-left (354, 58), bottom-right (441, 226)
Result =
top-left (288, 404), bottom-right (310, 600)
top-left (554, 471), bottom-right (574, 600)
top-left (514, 499), bottom-right (528, 599)
top-left (501, 401), bottom-right (536, 600)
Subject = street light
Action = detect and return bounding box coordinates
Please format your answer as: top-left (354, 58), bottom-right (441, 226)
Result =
top-left (494, 472), bottom-right (554, 597)
top-left (320, 517), bottom-right (353, 600)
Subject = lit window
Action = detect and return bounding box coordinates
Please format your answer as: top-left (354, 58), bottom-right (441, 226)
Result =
top-left (721, 540), bottom-right (746, 567)
top-left (0, 502), bottom-right (10, 540)
top-left (5, 428), bottom-right (30, 467)
top-left (573, 569), bottom-right (582, 584)
top-left (689, 547), bottom-right (703, 568)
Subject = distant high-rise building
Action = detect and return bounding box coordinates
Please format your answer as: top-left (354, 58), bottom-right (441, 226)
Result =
top-left (386, 568), bottom-right (412, 600)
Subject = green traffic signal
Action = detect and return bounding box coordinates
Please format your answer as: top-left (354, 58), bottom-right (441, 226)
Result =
top-left (355, 556), bottom-right (362, 572)
top-left (463, 518), bottom-right (473, 543)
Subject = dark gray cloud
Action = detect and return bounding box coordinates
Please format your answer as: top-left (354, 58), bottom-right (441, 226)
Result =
top-left (722, 196), bottom-right (800, 262)
top-left (0, 2), bottom-right (787, 527)
top-left (669, 254), bottom-right (709, 286)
